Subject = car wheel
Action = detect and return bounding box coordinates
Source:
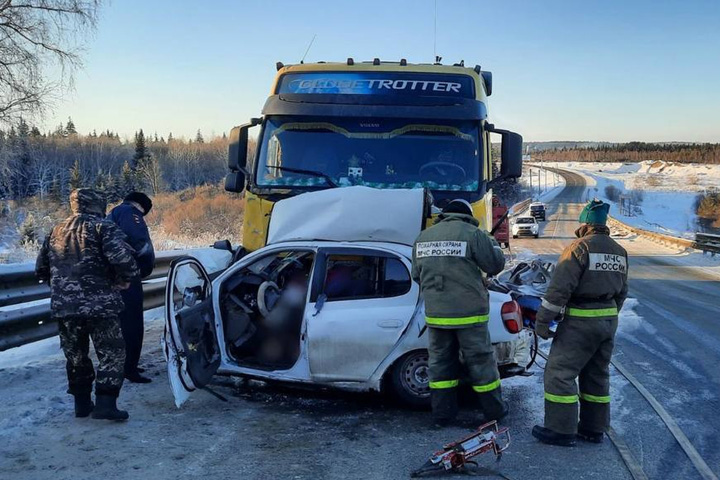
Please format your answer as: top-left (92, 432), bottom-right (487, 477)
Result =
top-left (512, 235), bottom-right (518, 239)
top-left (534, 234), bottom-right (539, 238)
top-left (388, 350), bottom-right (431, 408)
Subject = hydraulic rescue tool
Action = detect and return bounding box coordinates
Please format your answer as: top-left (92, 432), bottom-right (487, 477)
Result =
top-left (411, 421), bottom-right (511, 477)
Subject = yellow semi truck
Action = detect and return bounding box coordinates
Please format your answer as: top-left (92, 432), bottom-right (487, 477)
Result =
top-left (225, 59), bottom-right (523, 251)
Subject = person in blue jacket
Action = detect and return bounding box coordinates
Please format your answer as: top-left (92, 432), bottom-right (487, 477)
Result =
top-left (108, 192), bottom-right (155, 383)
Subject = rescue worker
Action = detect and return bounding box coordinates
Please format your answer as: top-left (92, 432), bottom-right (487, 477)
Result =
top-left (36, 189), bottom-right (139, 421)
top-left (108, 192), bottom-right (155, 383)
top-left (412, 199), bottom-right (508, 426)
top-left (532, 199), bottom-right (628, 446)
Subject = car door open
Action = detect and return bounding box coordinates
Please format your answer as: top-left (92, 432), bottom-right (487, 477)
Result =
top-left (163, 257), bottom-right (220, 407)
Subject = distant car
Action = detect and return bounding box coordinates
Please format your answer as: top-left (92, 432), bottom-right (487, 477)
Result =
top-left (529, 202), bottom-right (546, 221)
top-left (512, 216), bottom-right (540, 238)
top-left (163, 187), bottom-right (525, 409)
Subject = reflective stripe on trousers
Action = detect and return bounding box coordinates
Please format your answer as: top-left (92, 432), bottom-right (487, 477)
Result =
top-left (566, 307), bottom-right (618, 318)
top-left (472, 378), bottom-right (501, 393)
top-left (425, 314), bottom-right (489, 326)
top-left (429, 379), bottom-right (459, 389)
top-left (545, 392), bottom-right (579, 404)
top-left (580, 392), bottom-right (611, 403)
top-left (545, 392), bottom-right (611, 404)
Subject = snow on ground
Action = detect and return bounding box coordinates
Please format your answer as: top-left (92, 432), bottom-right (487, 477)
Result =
top-left (548, 161), bottom-right (720, 239)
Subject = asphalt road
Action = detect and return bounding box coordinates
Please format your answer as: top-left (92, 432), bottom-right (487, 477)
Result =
top-left (3, 169), bottom-right (718, 480)
top-left (514, 168), bottom-right (720, 479)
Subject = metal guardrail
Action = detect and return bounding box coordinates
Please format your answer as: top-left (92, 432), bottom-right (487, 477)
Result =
top-left (608, 217), bottom-right (720, 256)
top-left (510, 198), bottom-right (532, 217)
top-left (0, 251), bottom-right (184, 352)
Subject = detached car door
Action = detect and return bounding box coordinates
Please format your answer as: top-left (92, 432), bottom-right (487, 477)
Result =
top-left (306, 248), bottom-right (419, 382)
top-left (163, 257), bottom-right (220, 407)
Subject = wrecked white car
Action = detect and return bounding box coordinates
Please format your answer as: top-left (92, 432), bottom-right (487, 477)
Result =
top-left (163, 187), bottom-right (526, 407)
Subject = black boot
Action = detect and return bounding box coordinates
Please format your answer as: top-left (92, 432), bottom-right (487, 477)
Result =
top-left (92, 395), bottom-right (129, 421)
top-left (577, 427), bottom-right (604, 444)
top-left (73, 392), bottom-right (94, 418)
top-left (432, 416), bottom-right (457, 430)
top-left (489, 401), bottom-right (510, 422)
top-left (532, 425), bottom-right (576, 447)
top-left (124, 371), bottom-right (152, 383)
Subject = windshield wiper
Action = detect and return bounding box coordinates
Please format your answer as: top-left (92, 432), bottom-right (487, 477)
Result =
top-left (266, 165), bottom-right (338, 188)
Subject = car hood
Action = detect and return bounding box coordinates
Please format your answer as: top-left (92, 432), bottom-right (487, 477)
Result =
top-left (267, 186), bottom-right (426, 246)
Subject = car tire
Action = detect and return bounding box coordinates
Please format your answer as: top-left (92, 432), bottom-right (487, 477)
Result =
top-left (388, 350), bottom-right (431, 408)
top-left (512, 235), bottom-right (518, 239)
top-left (534, 234), bottom-right (539, 238)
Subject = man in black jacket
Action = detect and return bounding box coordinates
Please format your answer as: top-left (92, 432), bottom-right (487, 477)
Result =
top-left (108, 192), bottom-right (155, 383)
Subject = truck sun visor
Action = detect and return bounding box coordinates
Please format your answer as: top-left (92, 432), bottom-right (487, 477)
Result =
top-left (277, 72), bottom-right (476, 99)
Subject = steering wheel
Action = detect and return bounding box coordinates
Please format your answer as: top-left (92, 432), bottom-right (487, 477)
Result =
top-left (419, 162), bottom-right (467, 181)
top-left (257, 281), bottom-right (281, 317)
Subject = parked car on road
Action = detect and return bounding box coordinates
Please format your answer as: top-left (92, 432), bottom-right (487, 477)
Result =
top-left (512, 216), bottom-right (540, 238)
top-left (163, 188), bottom-right (525, 408)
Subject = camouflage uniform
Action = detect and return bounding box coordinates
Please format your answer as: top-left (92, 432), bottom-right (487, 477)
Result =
top-left (36, 189), bottom-right (139, 398)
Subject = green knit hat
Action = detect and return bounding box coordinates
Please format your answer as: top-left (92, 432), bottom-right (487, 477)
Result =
top-left (578, 199), bottom-right (610, 225)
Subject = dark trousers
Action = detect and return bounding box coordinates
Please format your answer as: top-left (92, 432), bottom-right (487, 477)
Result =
top-left (544, 316), bottom-right (617, 434)
top-left (58, 315), bottom-right (125, 397)
top-left (119, 280), bottom-right (144, 375)
top-left (428, 324), bottom-right (505, 421)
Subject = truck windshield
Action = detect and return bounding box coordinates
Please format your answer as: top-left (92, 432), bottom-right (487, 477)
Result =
top-left (255, 117), bottom-right (481, 192)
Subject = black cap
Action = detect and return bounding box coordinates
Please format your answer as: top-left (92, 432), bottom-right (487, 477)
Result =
top-left (442, 199), bottom-right (474, 216)
top-left (124, 191), bottom-right (153, 215)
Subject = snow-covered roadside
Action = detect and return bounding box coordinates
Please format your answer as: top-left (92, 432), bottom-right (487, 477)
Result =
top-left (534, 172), bottom-right (566, 204)
top-left (548, 161), bottom-right (720, 239)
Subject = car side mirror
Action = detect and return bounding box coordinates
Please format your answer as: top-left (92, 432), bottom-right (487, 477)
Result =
top-left (225, 171), bottom-right (246, 193)
top-left (212, 239), bottom-right (232, 251)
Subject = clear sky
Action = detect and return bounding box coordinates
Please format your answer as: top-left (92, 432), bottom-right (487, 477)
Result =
top-left (47, 0), bottom-right (720, 142)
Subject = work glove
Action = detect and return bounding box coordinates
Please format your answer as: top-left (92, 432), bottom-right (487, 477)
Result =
top-left (534, 306), bottom-right (557, 340)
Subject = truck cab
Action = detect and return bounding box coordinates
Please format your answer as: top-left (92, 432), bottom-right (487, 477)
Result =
top-left (224, 59), bottom-right (523, 251)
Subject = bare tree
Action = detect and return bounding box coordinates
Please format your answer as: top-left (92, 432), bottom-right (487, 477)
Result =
top-left (0, 0), bottom-right (101, 123)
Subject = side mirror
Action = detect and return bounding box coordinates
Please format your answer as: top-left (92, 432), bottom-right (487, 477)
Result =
top-left (227, 118), bottom-right (261, 171)
top-left (225, 171), bottom-right (246, 192)
top-left (486, 124), bottom-right (523, 180)
top-left (212, 239), bottom-right (232, 252)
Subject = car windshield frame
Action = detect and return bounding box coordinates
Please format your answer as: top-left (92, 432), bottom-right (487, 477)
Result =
top-left (516, 218), bottom-right (536, 224)
top-left (253, 116), bottom-right (483, 193)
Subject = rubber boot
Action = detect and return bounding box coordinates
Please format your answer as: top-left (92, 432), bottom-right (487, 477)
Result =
top-left (92, 395), bottom-right (129, 421)
top-left (432, 416), bottom-right (457, 430)
top-left (577, 427), bottom-right (604, 444)
top-left (490, 401), bottom-right (510, 422)
top-left (73, 392), bottom-right (94, 418)
top-left (532, 425), bottom-right (576, 447)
